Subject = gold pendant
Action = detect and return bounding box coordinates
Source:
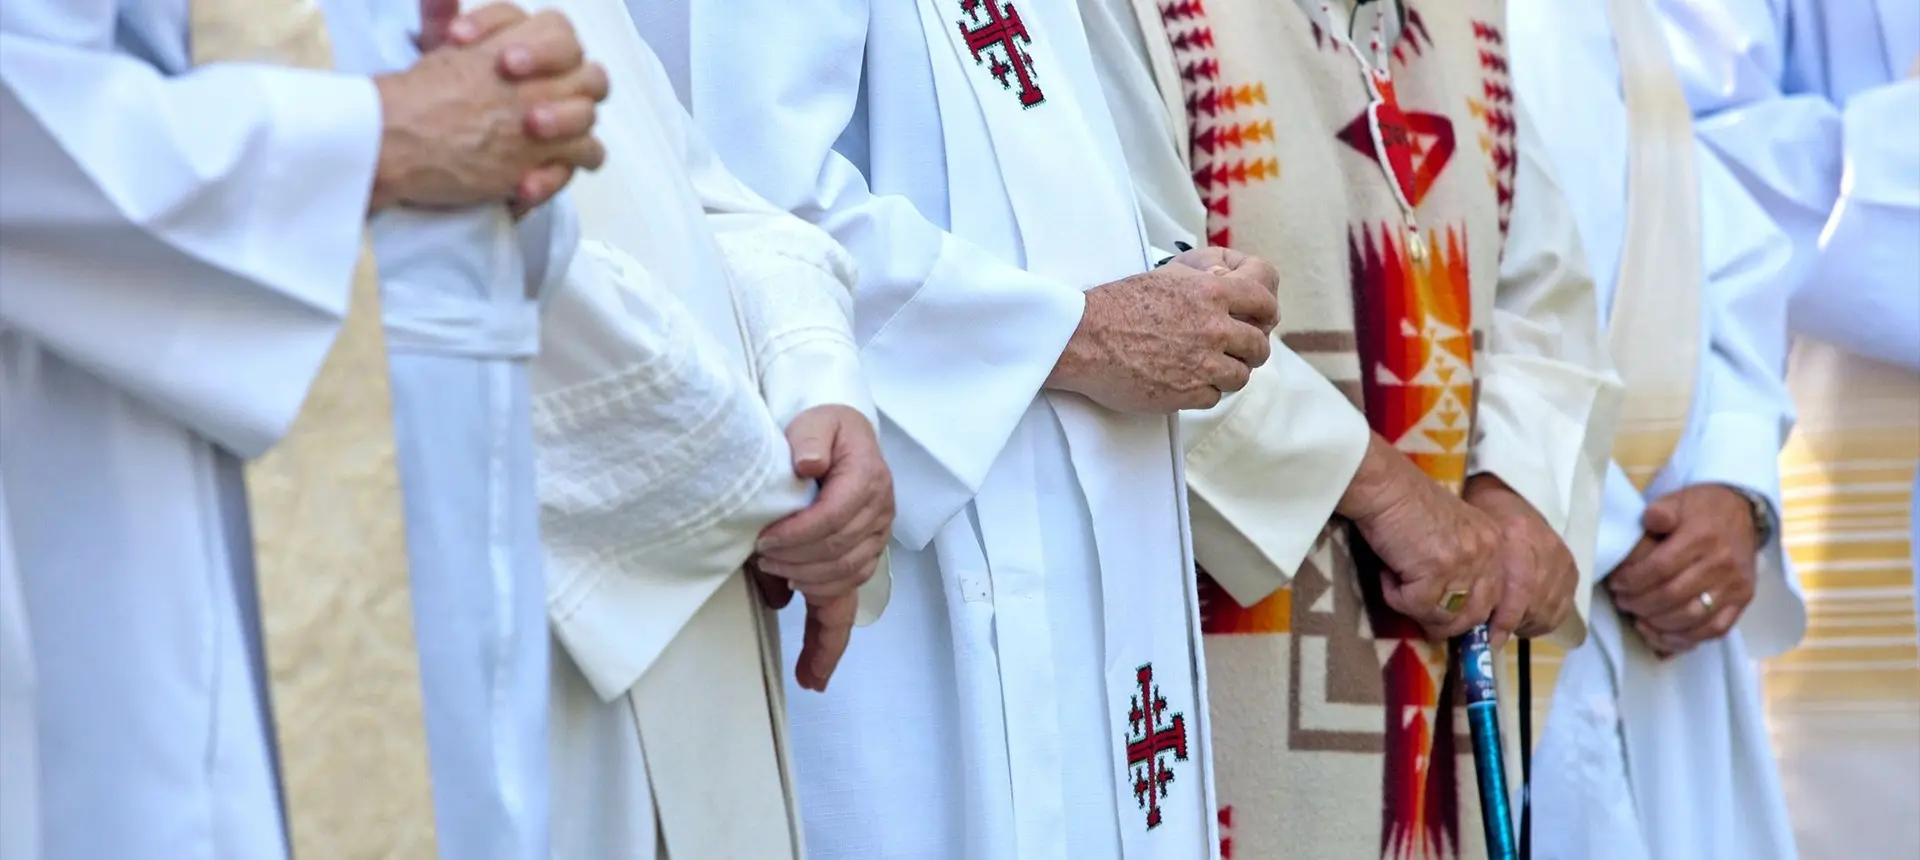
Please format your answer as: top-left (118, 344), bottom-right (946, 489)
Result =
top-left (1407, 227), bottom-right (1428, 264)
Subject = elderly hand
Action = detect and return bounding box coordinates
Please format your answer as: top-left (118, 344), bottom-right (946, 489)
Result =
top-left (1464, 474), bottom-right (1579, 646)
top-left (1608, 484), bottom-right (1760, 657)
top-left (1338, 435), bottom-right (1505, 639)
top-left (400, 2), bottom-right (610, 214)
top-left (749, 405), bottom-right (893, 691)
top-left (1046, 247), bottom-right (1279, 413)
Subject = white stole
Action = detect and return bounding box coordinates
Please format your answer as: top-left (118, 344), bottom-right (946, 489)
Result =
top-left (1602, 0), bottom-right (1701, 492)
top-left (527, 0), bottom-right (800, 856)
top-left (911, 2), bottom-right (1212, 855)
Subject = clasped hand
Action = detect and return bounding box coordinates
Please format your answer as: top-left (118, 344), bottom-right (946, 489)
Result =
top-left (1342, 439), bottom-right (1578, 644)
top-left (747, 406), bottom-right (895, 693)
top-left (1047, 246), bottom-right (1281, 413)
top-left (372, 2), bottom-right (611, 215)
top-left (1607, 485), bottom-right (1760, 657)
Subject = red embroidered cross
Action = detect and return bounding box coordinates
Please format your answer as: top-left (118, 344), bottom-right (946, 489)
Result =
top-left (957, 0), bottom-right (1045, 107)
top-left (1125, 663), bottom-right (1188, 830)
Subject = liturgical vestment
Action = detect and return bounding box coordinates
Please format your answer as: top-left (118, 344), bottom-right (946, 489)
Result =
top-left (1658, 2), bottom-right (1920, 857)
top-left (1089, 1), bottom-right (1621, 857)
top-left (1509, 0), bottom-right (1805, 857)
top-left (529, 2), bottom-right (884, 858)
top-left (1, 1), bottom-right (573, 856)
top-left (636, 0), bottom-right (1223, 857)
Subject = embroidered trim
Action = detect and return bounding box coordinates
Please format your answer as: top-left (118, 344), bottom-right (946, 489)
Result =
top-left (957, 0), bottom-right (1046, 108)
top-left (1124, 663), bottom-right (1190, 830)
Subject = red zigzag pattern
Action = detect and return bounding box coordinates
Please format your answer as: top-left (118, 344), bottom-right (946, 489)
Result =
top-left (1471, 19), bottom-right (1518, 247)
top-left (1160, 0), bottom-right (1278, 249)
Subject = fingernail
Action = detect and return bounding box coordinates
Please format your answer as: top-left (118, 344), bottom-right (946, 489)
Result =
top-left (449, 18), bottom-right (476, 41)
top-left (504, 46), bottom-right (533, 74)
top-left (528, 105), bottom-right (554, 133)
top-left (1209, 265), bottom-right (1230, 275)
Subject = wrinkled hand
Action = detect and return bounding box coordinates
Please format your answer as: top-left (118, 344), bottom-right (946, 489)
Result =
top-left (1464, 475), bottom-right (1578, 646)
top-left (1339, 435), bottom-right (1505, 639)
top-left (1608, 485), bottom-right (1759, 657)
top-left (371, 3), bottom-right (609, 212)
top-left (750, 405), bottom-right (893, 691)
top-left (1046, 248), bottom-right (1279, 413)
top-left (749, 569), bottom-right (860, 694)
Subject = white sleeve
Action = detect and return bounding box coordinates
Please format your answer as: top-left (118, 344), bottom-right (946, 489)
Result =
top-left (1471, 102), bottom-right (1626, 646)
top-left (1657, 0), bottom-right (1840, 277)
top-left (532, 240), bottom-right (813, 700)
top-left (644, 0), bottom-right (1089, 551)
top-left (0, 4), bottom-right (376, 458)
top-left (1794, 81), bottom-right (1920, 371)
top-left (1686, 142), bottom-right (1806, 658)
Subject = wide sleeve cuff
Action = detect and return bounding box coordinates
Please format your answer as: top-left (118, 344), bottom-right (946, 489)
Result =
top-left (864, 234), bottom-right (1087, 550)
top-left (1183, 346), bottom-right (1370, 605)
top-left (532, 243), bottom-right (812, 699)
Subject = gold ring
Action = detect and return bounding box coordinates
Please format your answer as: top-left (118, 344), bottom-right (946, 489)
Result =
top-left (1441, 589), bottom-right (1469, 614)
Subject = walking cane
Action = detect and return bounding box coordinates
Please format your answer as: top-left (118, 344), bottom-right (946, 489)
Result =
top-left (1458, 624), bottom-right (1518, 860)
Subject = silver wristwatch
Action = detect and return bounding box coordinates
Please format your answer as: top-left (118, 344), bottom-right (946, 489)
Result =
top-left (1725, 485), bottom-right (1777, 550)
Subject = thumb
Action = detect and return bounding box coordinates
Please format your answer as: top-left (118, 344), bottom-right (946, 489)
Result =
top-left (1641, 495), bottom-right (1683, 536)
top-left (785, 409), bottom-right (840, 480)
top-left (417, 0), bottom-right (461, 50)
top-left (795, 593), bottom-right (858, 692)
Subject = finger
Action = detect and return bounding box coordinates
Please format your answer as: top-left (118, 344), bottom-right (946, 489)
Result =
top-left (1169, 247), bottom-right (1233, 272)
top-left (417, 0), bottom-right (461, 51)
top-left (513, 164), bottom-right (574, 213)
top-left (526, 98), bottom-right (598, 142)
top-left (1219, 275), bottom-right (1280, 333)
top-left (1219, 321), bottom-right (1271, 368)
top-left (757, 503), bottom-right (882, 567)
top-left (1640, 494), bottom-right (1684, 537)
top-left (1620, 560), bottom-right (1717, 625)
top-left (491, 10), bottom-right (585, 80)
top-left (794, 594), bottom-right (858, 692)
top-left (756, 550), bottom-right (875, 595)
top-left (1655, 574), bottom-right (1749, 640)
top-left (1204, 354), bottom-right (1253, 395)
top-left (537, 133), bottom-right (608, 173)
top-left (1606, 534), bottom-right (1661, 592)
top-left (1487, 583), bottom-right (1528, 649)
top-left (759, 466), bottom-right (875, 552)
top-left (1230, 254), bottom-right (1281, 295)
top-left (1609, 531), bottom-right (1708, 599)
top-left (784, 409), bottom-right (844, 480)
top-left (749, 564), bottom-right (796, 610)
top-left (1675, 604), bottom-right (1744, 647)
top-left (428, 1), bottom-right (525, 50)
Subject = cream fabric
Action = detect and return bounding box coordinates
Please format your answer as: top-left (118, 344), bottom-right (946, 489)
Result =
top-left (189, 0), bottom-right (433, 855)
top-left (528, 2), bottom-right (877, 857)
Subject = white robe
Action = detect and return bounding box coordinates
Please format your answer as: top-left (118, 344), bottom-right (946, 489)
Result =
top-left (636, 1), bottom-right (1219, 857)
top-left (1507, 2), bottom-right (1806, 858)
top-left (525, 6), bottom-right (878, 858)
top-left (0, 2), bottom-right (571, 856)
top-left (1657, 3), bottom-right (1920, 857)
top-left (0, 478), bottom-right (37, 860)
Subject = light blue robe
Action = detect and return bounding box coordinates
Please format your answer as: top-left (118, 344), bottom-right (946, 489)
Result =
top-left (1508, 1), bottom-right (1804, 858)
top-left (0, 1), bottom-right (571, 856)
top-left (1654, 3), bottom-right (1920, 857)
top-left (1658, 0), bottom-right (1919, 587)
